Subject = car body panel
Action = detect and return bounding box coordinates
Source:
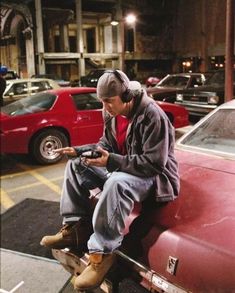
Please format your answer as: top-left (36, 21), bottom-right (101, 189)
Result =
top-left (157, 101), bottom-right (189, 129)
top-left (140, 150), bottom-right (235, 292)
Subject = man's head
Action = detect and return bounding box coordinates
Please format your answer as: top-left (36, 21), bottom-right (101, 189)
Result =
top-left (97, 70), bottom-right (132, 103)
top-left (97, 70), bottom-right (141, 117)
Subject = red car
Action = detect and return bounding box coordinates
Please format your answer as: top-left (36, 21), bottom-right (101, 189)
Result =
top-left (0, 87), bottom-right (188, 165)
top-left (53, 100), bottom-right (235, 292)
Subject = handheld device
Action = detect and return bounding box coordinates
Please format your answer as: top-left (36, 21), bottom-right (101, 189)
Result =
top-left (81, 150), bottom-right (102, 159)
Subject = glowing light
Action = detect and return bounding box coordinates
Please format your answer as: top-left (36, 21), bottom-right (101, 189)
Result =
top-left (125, 14), bottom-right (136, 25)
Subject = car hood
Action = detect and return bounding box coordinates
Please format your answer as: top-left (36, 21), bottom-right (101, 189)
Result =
top-left (175, 148), bottom-right (235, 174)
top-left (123, 148), bottom-right (235, 291)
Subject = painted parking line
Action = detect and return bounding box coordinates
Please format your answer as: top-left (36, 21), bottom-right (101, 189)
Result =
top-left (5, 176), bottom-right (63, 193)
top-left (18, 164), bottom-right (61, 194)
top-left (0, 188), bottom-right (15, 209)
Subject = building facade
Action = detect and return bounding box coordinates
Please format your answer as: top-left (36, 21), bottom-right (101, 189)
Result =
top-left (0, 0), bottom-right (233, 82)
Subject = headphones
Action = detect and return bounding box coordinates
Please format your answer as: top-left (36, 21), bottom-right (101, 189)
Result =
top-left (104, 70), bottom-right (134, 103)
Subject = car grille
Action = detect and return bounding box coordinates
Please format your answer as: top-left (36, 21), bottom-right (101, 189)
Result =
top-left (183, 95), bottom-right (208, 103)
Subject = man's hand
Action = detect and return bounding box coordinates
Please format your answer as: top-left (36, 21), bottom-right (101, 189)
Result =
top-left (82, 146), bottom-right (109, 167)
top-left (54, 147), bottom-right (77, 157)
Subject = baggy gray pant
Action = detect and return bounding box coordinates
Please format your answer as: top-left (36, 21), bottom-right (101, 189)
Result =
top-left (60, 158), bottom-right (156, 253)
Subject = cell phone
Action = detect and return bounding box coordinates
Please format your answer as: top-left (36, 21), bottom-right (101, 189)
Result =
top-left (81, 150), bottom-right (102, 159)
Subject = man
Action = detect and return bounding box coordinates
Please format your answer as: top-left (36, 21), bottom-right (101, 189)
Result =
top-left (40, 70), bottom-right (180, 291)
top-left (0, 65), bottom-right (7, 107)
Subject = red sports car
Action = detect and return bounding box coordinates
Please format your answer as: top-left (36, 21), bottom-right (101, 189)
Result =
top-left (0, 87), bottom-right (189, 165)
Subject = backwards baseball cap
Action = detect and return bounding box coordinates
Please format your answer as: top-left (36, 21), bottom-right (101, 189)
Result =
top-left (0, 65), bottom-right (8, 75)
top-left (97, 70), bottom-right (130, 99)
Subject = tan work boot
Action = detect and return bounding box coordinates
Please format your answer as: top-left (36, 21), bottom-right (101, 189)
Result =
top-left (74, 253), bottom-right (116, 291)
top-left (40, 219), bottom-right (92, 249)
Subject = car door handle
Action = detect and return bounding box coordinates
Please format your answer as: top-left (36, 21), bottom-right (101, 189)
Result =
top-left (77, 115), bottom-right (90, 121)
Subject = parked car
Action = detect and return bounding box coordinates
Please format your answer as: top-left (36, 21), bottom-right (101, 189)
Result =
top-left (176, 69), bottom-right (235, 117)
top-left (31, 74), bottom-right (70, 87)
top-left (0, 87), bottom-right (189, 165)
top-left (5, 70), bottom-right (20, 80)
top-left (77, 68), bottom-right (108, 87)
top-left (147, 73), bottom-right (207, 103)
top-left (3, 78), bottom-right (60, 105)
top-left (52, 99), bottom-right (235, 292)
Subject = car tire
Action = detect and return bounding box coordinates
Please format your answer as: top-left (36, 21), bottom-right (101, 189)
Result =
top-left (30, 129), bottom-right (69, 165)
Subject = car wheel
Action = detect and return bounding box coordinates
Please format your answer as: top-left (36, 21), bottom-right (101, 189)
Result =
top-left (30, 129), bottom-right (69, 165)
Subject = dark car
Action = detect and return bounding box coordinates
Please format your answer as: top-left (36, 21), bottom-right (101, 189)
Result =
top-left (175, 69), bottom-right (235, 118)
top-left (78, 69), bottom-right (108, 87)
top-left (147, 73), bottom-right (207, 103)
top-left (52, 100), bottom-right (235, 292)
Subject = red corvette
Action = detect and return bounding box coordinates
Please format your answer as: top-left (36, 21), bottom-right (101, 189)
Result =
top-left (0, 87), bottom-right (189, 165)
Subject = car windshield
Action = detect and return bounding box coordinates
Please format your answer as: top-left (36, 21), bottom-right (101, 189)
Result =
top-left (1, 92), bottom-right (56, 116)
top-left (157, 75), bottom-right (189, 88)
top-left (180, 108), bottom-right (235, 155)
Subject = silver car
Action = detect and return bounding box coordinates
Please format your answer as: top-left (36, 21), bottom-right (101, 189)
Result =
top-left (3, 78), bottom-right (60, 105)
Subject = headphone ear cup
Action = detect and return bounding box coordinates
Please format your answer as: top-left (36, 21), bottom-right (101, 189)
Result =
top-left (121, 89), bottom-right (132, 102)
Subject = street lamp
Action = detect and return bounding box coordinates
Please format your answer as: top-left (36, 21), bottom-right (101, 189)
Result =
top-left (124, 13), bottom-right (137, 53)
top-left (110, 13), bottom-right (137, 70)
top-left (125, 13), bottom-right (136, 25)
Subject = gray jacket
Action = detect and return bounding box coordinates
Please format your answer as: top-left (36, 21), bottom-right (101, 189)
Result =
top-left (75, 90), bottom-right (180, 202)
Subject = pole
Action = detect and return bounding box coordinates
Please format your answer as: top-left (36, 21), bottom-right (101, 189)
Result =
top-left (35, 0), bottom-right (45, 74)
top-left (75, 0), bottom-right (85, 78)
top-left (225, 0), bottom-right (234, 102)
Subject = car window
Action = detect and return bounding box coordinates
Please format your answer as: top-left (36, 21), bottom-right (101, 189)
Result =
top-left (31, 81), bottom-right (53, 93)
top-left (180, 109), bottom-right (235, 154)
top-left (5, 82), bottom-right (28, 96)
top-left (72, 93), bottom-right (102, 110)
top-left (158, 75), bottom-right (189, 88)
top-left (1, 92), bottom-right (56, 116)
top-left (190, 76), bottom-right (203, 87)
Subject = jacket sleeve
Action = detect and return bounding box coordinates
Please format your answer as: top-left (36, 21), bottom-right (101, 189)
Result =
top-left (106, 106), bottom-right (174, 177)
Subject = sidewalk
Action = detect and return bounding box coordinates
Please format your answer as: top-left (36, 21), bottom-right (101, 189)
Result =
top-left (1, 249), bottom-right (71, 293)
